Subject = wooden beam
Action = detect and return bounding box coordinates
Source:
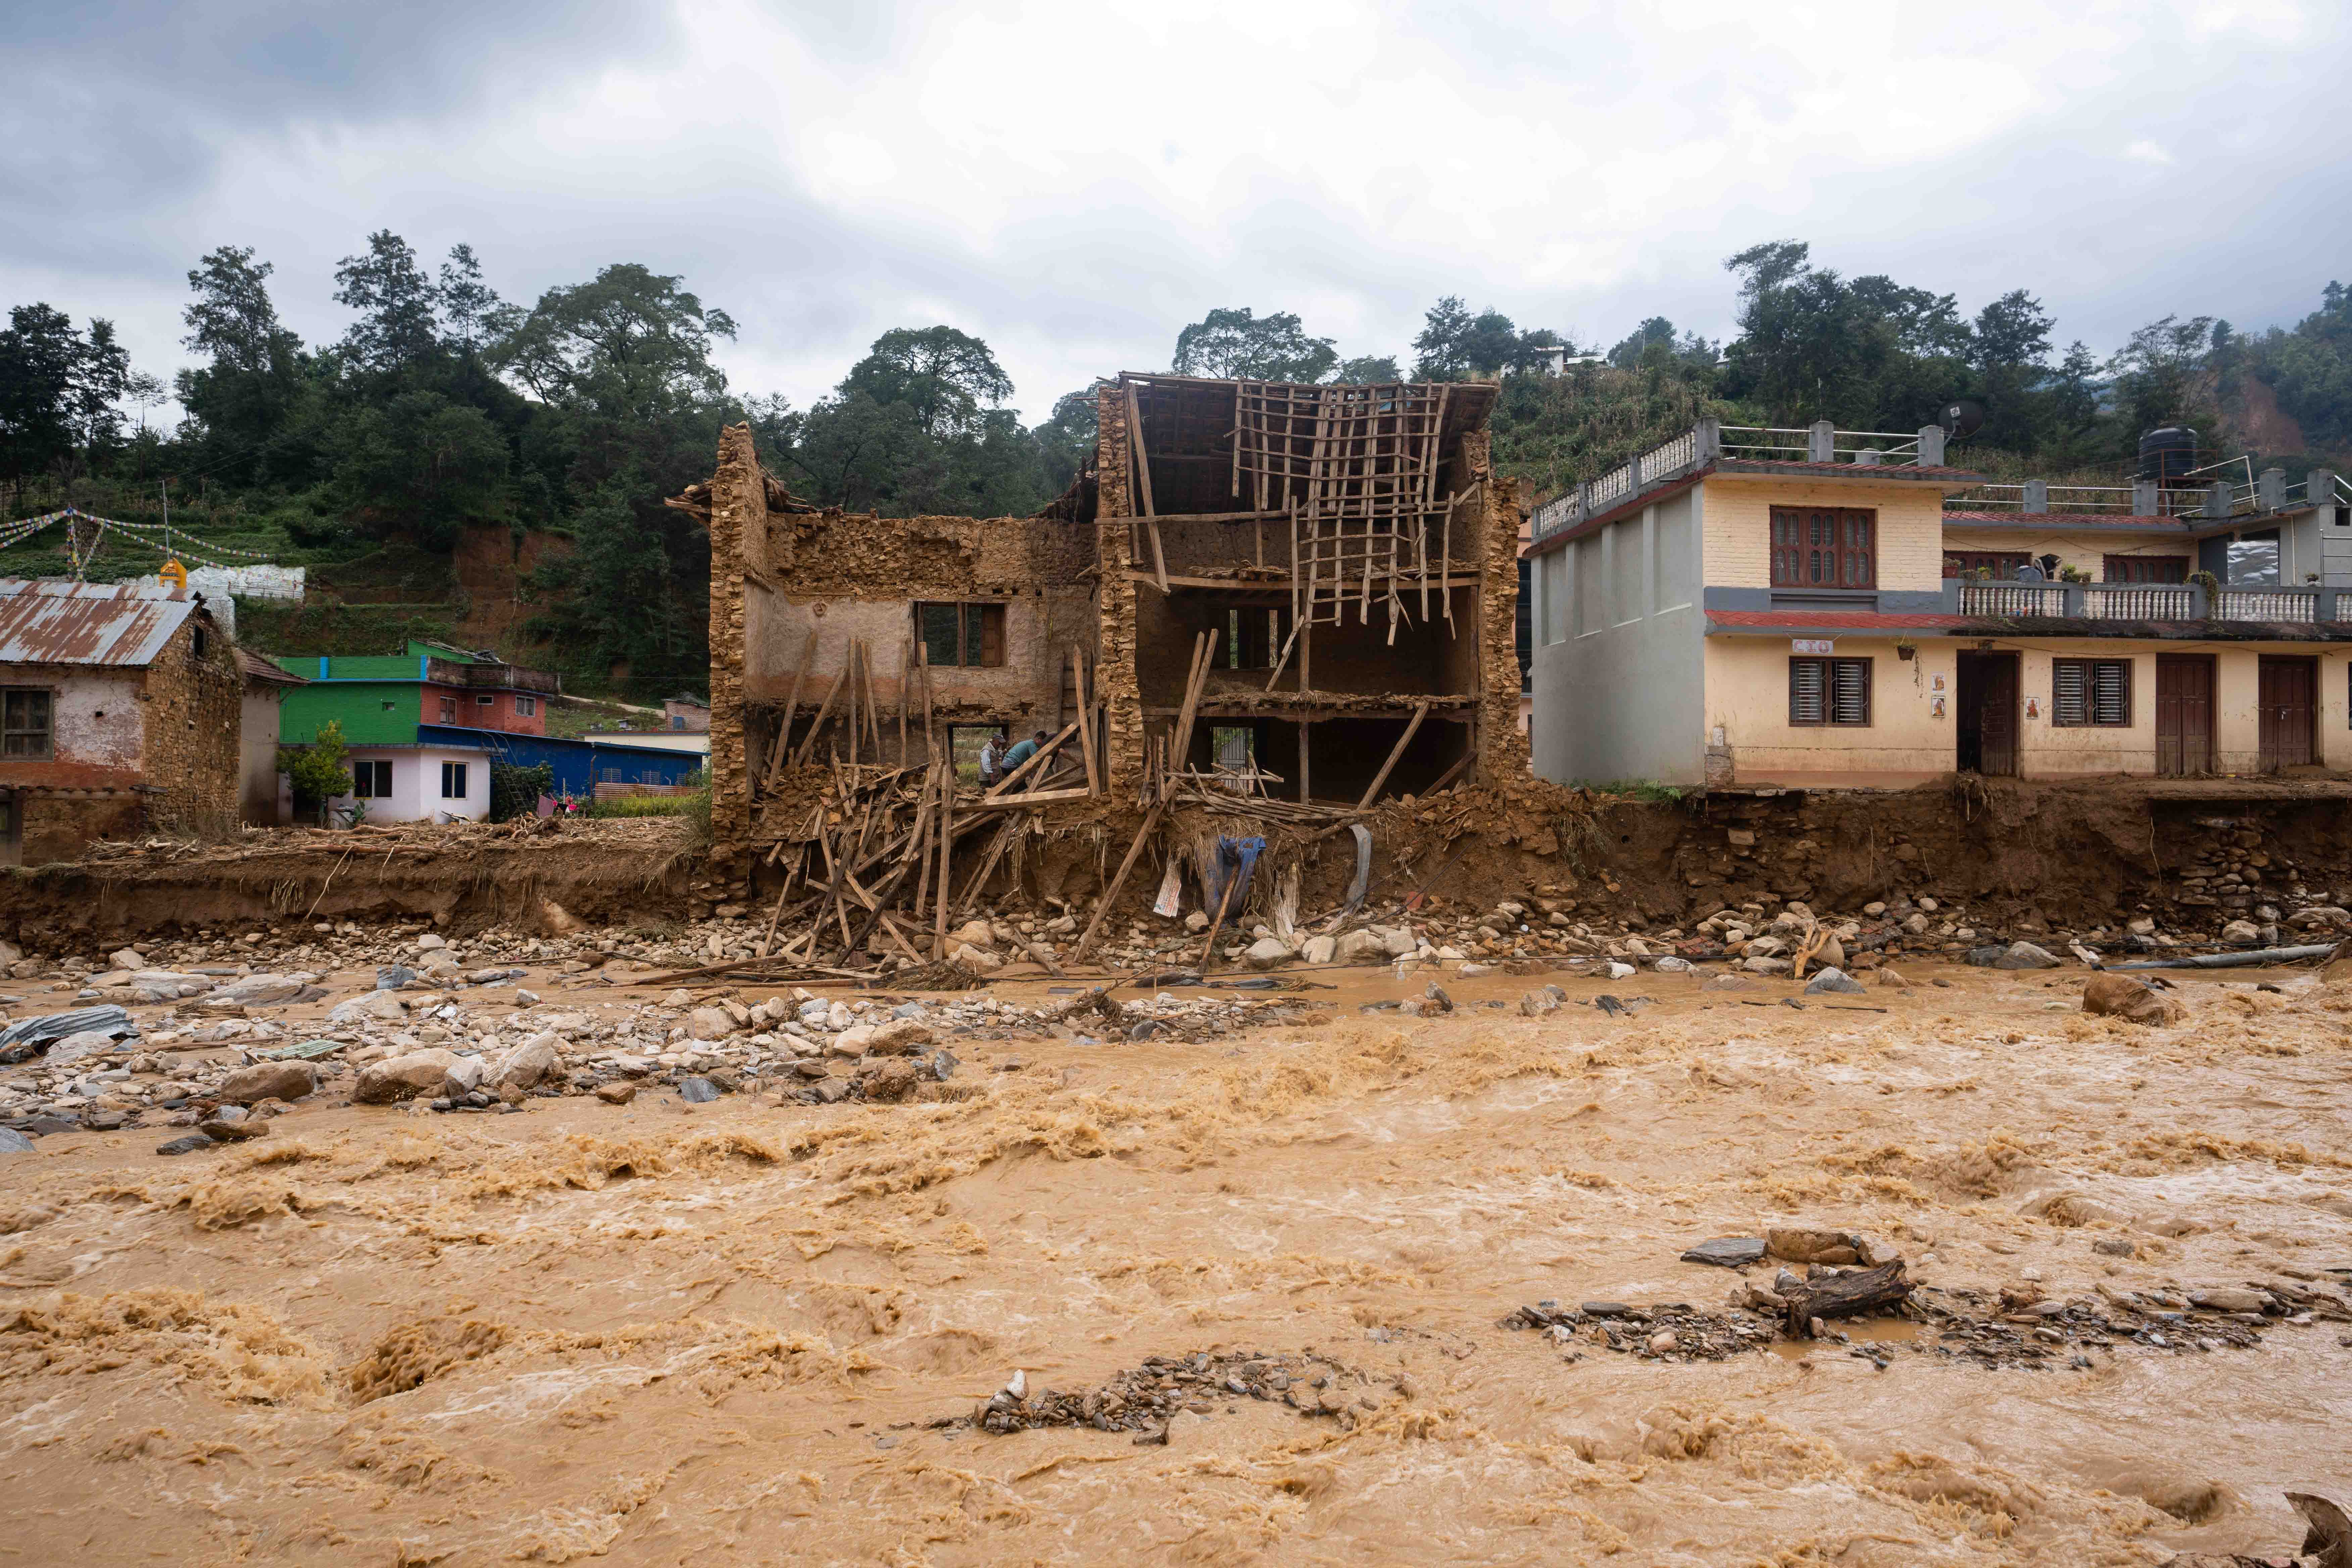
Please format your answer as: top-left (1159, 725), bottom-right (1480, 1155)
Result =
top-left (1148, 517), bottom-right (1170, 594)
top-left (790, 659), bottom-right (850, 767)
top-left (1356, 700), bottom-right (1430, 810)
top-left (933, 761), bottom-right (954, 960)
top-left (1071, 645), bottom-right (1101, 797)
top-left (960, 786), bottom-right (1094, 812)
top-left (1072, 801), bottom-right (1166, 962)
top-left (1124, 380), bottom-right (1157, 518)
top-left (983, 719), bottom-right (1080, 798)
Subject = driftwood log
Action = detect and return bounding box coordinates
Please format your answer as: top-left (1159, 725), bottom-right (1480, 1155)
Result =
top-left (1781, 1260), bottom-right (1912, 1337)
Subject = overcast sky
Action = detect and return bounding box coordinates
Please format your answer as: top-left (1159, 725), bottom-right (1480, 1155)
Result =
top-left (5, 0), bottom-right (2348, 424)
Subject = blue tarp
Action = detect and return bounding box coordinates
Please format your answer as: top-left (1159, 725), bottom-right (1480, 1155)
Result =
top-left (1201, 835), bottom-right (1267, 917)
top-left (416, 725), bottom-right (706, 797)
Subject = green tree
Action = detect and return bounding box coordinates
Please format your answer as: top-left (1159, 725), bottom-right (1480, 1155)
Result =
top-left (2251, 281), bottom-right (2352, 452)
top-left (175, 244), bottom-right (308, 480)
top-left (280, 718), bottom-right (353, 816)
top-left (331, 390), bottom-right (513, 548)
top-left (0, 304), bottom-right (82, 494)
top-left (437, 243), bottom-right (516, 353)
top-left (333, 230), bottom-right (443, 377)
top-left (1411, 297), bottom-right (1557, 380)
top-left (1330, 354), bottom-right (1403, 384)
top-left (493, 263), bottom-right (737, 421)
top-left (1171, 307), bottom-right (1338, 383)
top-left (837, 325), bottom-right (1014, 437)
top-left (2109, 315), bottom-right (2221, 439)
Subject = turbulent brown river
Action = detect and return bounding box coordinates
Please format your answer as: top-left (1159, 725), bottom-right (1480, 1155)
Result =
top-left (3, 961), bottom-right (2347, 1564)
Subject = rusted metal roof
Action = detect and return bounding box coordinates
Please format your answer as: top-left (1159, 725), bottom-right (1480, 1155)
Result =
top-left (0, 578), bottom-right (201, 667)
top-left (236, 646), bottom-right (306, 685)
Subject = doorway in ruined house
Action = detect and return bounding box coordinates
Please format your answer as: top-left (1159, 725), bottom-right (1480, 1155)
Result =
top-left (1308, 714), bottom-right (1460, 803)
top-left (1956, 651), bottom-right (2018, 776)
top-left (2257, 655), bottom-right (2317, 770)
top-left (950, 724), bottom-right (1008, 786)
top-left (0, 791), bottom-right (18, 868)
top-left (2155, 653), bottom-right (2216, 776)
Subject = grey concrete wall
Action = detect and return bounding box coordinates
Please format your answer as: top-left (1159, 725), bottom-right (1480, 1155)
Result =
top-left (1527, 488), bottom-right (1706, 786)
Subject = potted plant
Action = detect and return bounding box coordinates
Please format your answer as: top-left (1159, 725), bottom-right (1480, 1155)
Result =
top-left (1894, 636), bottom-right (1918, 661)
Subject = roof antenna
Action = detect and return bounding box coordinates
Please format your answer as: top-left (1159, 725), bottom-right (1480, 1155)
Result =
top-left (1936, 400), bottom-right (1986, 442)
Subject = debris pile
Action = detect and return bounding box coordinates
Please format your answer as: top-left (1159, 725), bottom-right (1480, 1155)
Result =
top-left (962, 1350), bottom-right (1379, 1437)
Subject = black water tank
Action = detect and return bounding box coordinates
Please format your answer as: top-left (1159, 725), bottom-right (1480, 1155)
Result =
top-left (2138, 426), bottom-right (2198, 482)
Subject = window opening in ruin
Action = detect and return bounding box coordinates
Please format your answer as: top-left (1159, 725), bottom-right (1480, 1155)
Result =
top-left (917, 603), bottom-right (1007, 668)
top-left (1220, 606), bottom-right (1292, 669)
top-left (947, 724), bottom-right (1002, 785)
top-left (1211, 725), bottom-right (1255, 771)
top-left (2053, 658), bottom-right (2132, 726)
top-left (2, 688), bottom-right (52, 758)
top-left (352, 759), bottom-right (392, 798)
top-left (192, 628), bottom-right (207, 658)
top-left (1771, 507), bottom-right (1875, 588)
top-left (1788, 657), bottom-right (1872, 725)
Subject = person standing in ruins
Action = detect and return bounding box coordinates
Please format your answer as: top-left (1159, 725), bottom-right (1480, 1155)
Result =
top-left (979, 729), bottom-right (1005, 787)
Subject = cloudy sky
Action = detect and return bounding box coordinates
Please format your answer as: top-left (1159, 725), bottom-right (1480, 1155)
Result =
top-left (5, 0), bottom-right (2348, 424)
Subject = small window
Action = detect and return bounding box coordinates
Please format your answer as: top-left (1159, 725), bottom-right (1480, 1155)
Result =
top-left (352, 759), bottom-right (393, 798)
top-left (1220, 606), bottom-right (1294, 669)
top-left (476, 693), bottom-right (495, 707)
top-left (438, 697), bottom-right (456, 723)
top-left (2102, 555), bottom-right (2188, 584)
top-left (2, 688), bottom-right (54, 758)
top-left (915, 602), bottom-right (1007, 668)
top-left (1944, 551), bottom-right (2030, 580)
top-left (440, 761), bottom-right (469, 799)
top-left (1771, 507), bottom-right (1875, 589)
top-left (2053, 658), bottom-right (2131, 726)
top-left (1789, 657), bottom-right (1872, 726)
top-left (192, 628), bottom-right (208, 658)
top-left (515, 694), bottom-right (536, 717)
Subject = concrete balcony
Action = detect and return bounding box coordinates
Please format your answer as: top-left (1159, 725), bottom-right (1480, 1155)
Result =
top-left (1950, 580), bottom-right (2346, 626)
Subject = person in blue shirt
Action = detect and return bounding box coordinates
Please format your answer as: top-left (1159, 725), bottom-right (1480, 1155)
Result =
top-left (998, 729), bottom-right (1048, 785)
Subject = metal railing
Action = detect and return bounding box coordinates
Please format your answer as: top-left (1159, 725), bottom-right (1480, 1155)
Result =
top-left (1715, 426), bottom-right (1810, 460)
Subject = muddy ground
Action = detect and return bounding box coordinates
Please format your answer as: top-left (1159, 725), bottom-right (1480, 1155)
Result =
top-left (2, 952), bottom-right (2347, 1565)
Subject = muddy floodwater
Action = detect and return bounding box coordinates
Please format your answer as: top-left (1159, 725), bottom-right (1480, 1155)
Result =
top-left (3, 961), bottom-right (2348, 1565)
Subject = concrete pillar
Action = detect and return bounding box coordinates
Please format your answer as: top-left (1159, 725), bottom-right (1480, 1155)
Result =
top-left (2207, 481), bottom-right (2234, 518)
top-left (1808, 421), bottom-right (1835, 463)
top-left (2312, 467), bottom-right (2339, 506)
top-left (2259, 467), bottom-right (2287, 512)
top-left (1915, 425), bottom-right (1946, 466)
top-left (1855, 447), bottom-right (1882, 466)
top-left (1695, 416), bottom-right (1721, 460)
top-left (2022, 479), bottom-right (2048, 514)
top-left (2132, 478), bottom-right (2160, 516)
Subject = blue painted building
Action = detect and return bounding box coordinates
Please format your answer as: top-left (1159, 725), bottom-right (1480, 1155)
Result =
top-left (416, 724), bottom-right (707, 797)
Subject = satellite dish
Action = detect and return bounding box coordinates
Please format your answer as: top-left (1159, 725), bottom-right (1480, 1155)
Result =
top-left (1937, 400), bottom-right (1986, 440)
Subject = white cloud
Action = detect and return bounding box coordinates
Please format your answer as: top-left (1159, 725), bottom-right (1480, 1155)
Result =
top-left (3, 0), bottom-right (2349, 424)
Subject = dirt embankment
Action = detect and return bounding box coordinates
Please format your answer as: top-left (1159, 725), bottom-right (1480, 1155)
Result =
top-left (1, 820), bottom-right (699, 948)
top-left (11, 778), bottom-right (2352, 953)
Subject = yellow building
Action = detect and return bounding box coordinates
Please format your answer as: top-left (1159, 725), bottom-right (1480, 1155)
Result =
top-left (1523, 419), bottom-right (2351, 787)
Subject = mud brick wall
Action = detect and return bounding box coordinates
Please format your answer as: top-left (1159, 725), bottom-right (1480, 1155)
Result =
top-left (706, 424), bottom-right (764, 872)
top-left (1093, 382), bottom-right (1145, 791)
top-left (1461, 430), bottom-right (1531, 783)
top-left (140, 612), bottom-right (242, 822)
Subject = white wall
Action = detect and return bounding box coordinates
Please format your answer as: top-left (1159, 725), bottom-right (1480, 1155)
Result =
top-left (329, 747), bottom-right (490, 823)
top-left (1528, 487), bottom-right (1706, 785)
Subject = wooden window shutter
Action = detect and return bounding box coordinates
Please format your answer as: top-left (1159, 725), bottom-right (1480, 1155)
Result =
top-left (979, 604), bottom-right (1005, 666)
top-left (2054, 660), bottom-right (2088, 725)
top-left (1830, 658), bottom-right (1870, 724)
top-left (1789, 658), bottom-right (1826, 724)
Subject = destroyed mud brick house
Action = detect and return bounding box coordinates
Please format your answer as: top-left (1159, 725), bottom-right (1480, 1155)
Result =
top-left (0, 578), bottom-right (247, 866)
top-left (674, 374), bottom-right (1528, 920)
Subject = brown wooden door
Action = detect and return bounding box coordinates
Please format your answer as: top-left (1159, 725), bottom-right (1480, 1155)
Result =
top-left (2257, 656), bottom-right (2317, 770)
top-left (1956, 652), bottom-right (2018, 776)
top-left (2155, 654), bottom-right (2215, 776)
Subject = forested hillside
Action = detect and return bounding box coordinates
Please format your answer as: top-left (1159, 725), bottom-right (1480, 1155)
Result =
top-left (5, 236), bottom-right (2350, 696)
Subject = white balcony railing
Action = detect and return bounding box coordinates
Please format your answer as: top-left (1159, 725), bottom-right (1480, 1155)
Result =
top-left (2215, 589), bottom-right (2320, 622)
top-left (1959, 583), bottom-right (2069, 616)
top-left (2081, 584), bottom-right (2194, 619)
